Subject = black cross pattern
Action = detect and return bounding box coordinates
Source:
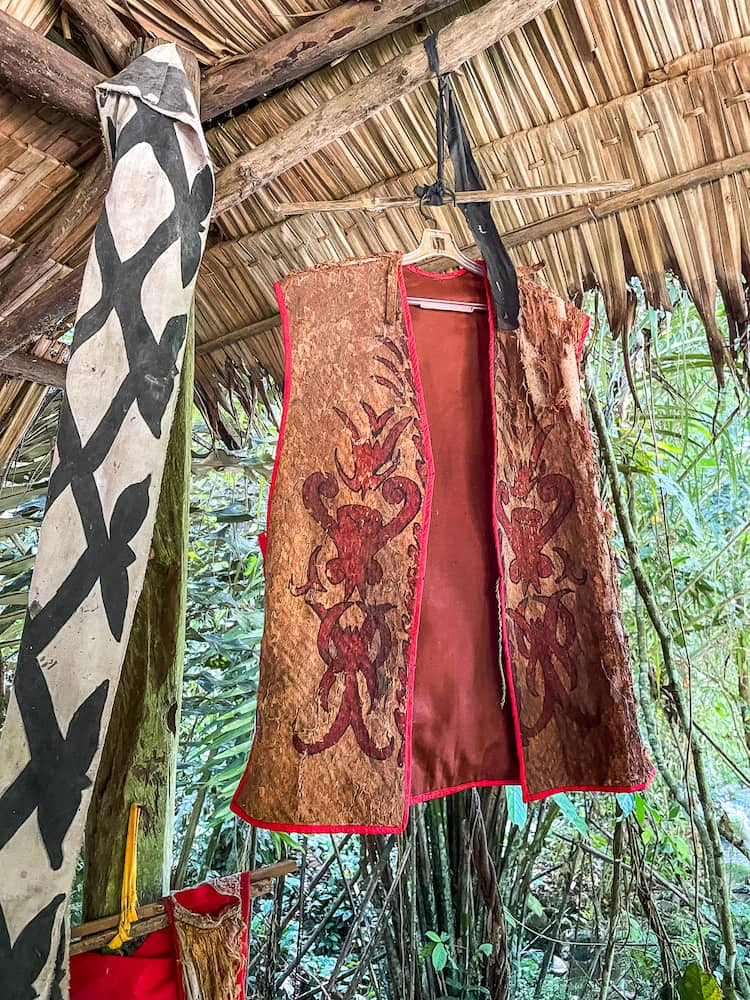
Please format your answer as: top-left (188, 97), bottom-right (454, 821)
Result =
top-left (0, 47), bottom-right (213, 999)
top-left (0, 894), bottom-right (65, 1000)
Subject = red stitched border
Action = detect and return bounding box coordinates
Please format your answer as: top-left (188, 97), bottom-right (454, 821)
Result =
top-left (410, 779), bottom-right (516, 805)
top-left (403, 262), bottom-right (469, 280)
top-left (395, 254), bottom-right (437, 830)
top-left (523, 766), bottom-right (657, 803)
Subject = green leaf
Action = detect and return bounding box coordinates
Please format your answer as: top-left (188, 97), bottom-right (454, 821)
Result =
top-left (431, 941), bottom-right (448, 972)
top-left (477, 943), bottom-right (493, 957)
top-left (634, 793), bottom-right (647, 826)
top-left (527, 894), bottom-right (545, 918)
top-left (426, 931), bottom-right (442, 942)
top-left (207, 503), bottom-right (255, 523)
top-left (505, 785), bottom-right (527, 828)
top-left (676, 963), bottom-right (722, 1000)
top-left (552, 793), bottom-right (589, 838)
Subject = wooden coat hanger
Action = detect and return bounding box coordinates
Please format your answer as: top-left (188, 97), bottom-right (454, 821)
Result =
top-left (402, 226), bottom-right (484, 276)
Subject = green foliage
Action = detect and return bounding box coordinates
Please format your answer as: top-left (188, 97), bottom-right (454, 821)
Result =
top-left (173, 416), bottom-right (275, 880)
top-left (676, 963), bottom-right (723, 1000)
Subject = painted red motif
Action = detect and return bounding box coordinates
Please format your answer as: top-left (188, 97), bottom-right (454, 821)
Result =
top-left (496, 428), bottom-right (575, 595)
top-left (497, 427), bottom-right (598, 737)
top-left (292, 601), bottom-right (395, 758)
top-left (506, 592), bottom-right (597, 737)
top-left (290, 357), bottom-right (422, 762)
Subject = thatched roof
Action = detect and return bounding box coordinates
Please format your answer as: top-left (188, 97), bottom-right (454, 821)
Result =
top-left (0, 0), bottom-right (749, 451)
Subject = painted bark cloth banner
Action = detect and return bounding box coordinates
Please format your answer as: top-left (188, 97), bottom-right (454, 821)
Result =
top-left (0, 44), bottom-right (213, 1000)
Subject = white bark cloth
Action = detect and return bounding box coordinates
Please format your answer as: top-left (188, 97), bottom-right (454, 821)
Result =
top-left (0, 44), bottom-right (213, 999)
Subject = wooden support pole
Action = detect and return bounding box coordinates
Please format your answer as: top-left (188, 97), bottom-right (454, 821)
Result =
top-left (201, 0), bottom-right (459, 120)
top-left (213, 0), bottom-right (556, 215)
top-left (82, 41), bottom-right (200, 919)
top-left (0, 8), bottom-right (103, 124)
top-left (63, 0), bottom-right (137, 70)
top-left (82, 317), bottom-right (194, 916)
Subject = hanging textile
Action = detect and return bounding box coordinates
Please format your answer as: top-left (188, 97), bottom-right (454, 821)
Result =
top-left (231, 254), bottom-right (654, 833)
top-left (70, 873), bottom-right (252, 1000)
top-left (0, 44), bottom-right (213, 999)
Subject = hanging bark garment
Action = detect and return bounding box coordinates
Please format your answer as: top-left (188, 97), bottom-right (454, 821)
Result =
top-left (232, 255), bottom-right (654, 833)
top-left (70, 874), bottom-right (252, 1000)
top-left (0, 45), bottom-right (213, 999)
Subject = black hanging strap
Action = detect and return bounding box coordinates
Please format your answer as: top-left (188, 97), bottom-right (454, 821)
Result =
top-left (413, 34), bottom-right (454, 212)
top-left (417, 33), bottom-right (520, 330)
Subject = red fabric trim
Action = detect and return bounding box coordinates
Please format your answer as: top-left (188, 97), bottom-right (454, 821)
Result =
top-left (163, 876), bottom-right (252, 1000)
top-left (395, 255), bottom-right (437, 831)
top-left (232, 263), bottom-right (645, 831)
top-left (523, 765), bottom-right (657, 802)
top-left (230, 283), bottom-right (293, 824)
top-left (410, 778), bottom-right (515, 804)
top-left (231, 262), bottom-right (439, 835)
top-left (484, 266), bottom-right (531, 800)
top-left (403, 262), bottom-right (470, 280)
top-left (223, 804), bottom-right (408, 835)
top-left (265, 282), bottom-right (293, 526)
top-left (577, 312), bottom-right (591, 359)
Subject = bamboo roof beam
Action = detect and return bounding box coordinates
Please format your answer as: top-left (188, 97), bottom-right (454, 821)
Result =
top-left (200, 0), bottom-right (461, 121)
top-left (501, 150), bottom-right (750, 248)
top-left (195, 150), bottom-right (750, 358)
top-left (274, 180), bottom-right (635, 217)
top-left (195, 316), bottom-right (279, 356)
top-left (213, 0), bottom-right (557, 215)
top-left (0, 0), bottom-right (554, 366)
top-left (5, 147), bottom-right (750, 379)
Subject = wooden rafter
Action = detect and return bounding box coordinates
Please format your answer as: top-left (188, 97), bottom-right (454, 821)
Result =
top-left (0, 351), bottom-right (66, 388)
top-left (0, 262), bottom-right (84, 361)
top-left (0, 0), bottom-right (554, 369)
top-left (200, 0), bottom-right (460, 121)
top-left (7, 146), bottom-right (750, 383)
top-left (194, 151), bottom-right (750, 358)
top-left (213, 0), bottom-right (557, 214)
top-left (63, 0), bottom-right (136, 70)
top-left (0, 8), bottom-right (103, 123)
top-left (0, 0), bottom-right (463, 126)
top-left (501, 151), bottom-right (750, 248)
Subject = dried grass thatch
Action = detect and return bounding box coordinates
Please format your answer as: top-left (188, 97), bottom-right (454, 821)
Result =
top-left (1, 0), bottom-right (750, 449)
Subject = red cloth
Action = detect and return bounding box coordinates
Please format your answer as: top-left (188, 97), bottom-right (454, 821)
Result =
top-left (70, 874), bottom-right (252, 1000)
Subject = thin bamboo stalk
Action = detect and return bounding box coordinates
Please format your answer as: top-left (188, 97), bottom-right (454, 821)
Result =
top-left (274, 180), bottom-right (635, 217)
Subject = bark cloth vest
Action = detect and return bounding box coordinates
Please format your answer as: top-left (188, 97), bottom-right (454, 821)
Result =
top-left (232, 253), bottom-right (654, 833)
